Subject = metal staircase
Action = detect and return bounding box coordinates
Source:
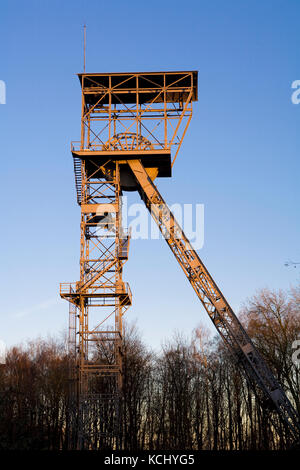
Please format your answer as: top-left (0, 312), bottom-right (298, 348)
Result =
top-left (73, 156), bottom-right (82, 205)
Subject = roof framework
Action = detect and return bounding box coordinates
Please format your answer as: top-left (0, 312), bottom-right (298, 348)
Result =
top-left (73, 71), bottom-right (198, 170)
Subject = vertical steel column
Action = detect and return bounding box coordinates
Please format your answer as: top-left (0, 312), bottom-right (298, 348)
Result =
top-left (74, 160), bottom-right (130, 449)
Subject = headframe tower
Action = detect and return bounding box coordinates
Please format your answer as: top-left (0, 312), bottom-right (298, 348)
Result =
top-left (60, 70), bottom-right (299, 449)
top-left (60, 71), bottom-right (196, 448)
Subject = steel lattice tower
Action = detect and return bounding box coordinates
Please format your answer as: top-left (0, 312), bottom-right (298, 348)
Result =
top-left (60, 71), bottom-right (195, 448)
top-left (60, 71), bottom-right (299, 449)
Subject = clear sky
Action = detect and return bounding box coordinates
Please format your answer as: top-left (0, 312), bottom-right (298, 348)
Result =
top-left (0, 0), bottom-right (299, 350)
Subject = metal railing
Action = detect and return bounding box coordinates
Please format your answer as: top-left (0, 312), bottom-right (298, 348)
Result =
top-left (60, 280), bottom-right (132, 302)
top-left (71, 140), bottom-right (167, 152)
top-left (124, 282), bottom-right (132, 304)
top-left (60, 282), bottom-right (77, 295)
top-left (71, 141), bottom-right (81, 152)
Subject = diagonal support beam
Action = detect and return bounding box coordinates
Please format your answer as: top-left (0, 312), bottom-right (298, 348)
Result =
top-left (77, 259), bottom-right (117, 292)
top-left (127, 158), bottom-right (300, 442)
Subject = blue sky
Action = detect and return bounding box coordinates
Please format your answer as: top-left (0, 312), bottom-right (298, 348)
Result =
top-left (0, 0), bottom-right (299, 350)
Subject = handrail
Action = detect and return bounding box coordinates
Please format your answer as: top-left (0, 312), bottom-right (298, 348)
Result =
top-left (71, 140), bottom-right (167, 152)
top-left (60, 281), bottom-right (132, 302)
top-left (60, 282), bottom-right (77, 295)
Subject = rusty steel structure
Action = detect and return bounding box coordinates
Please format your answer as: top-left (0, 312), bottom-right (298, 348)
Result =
top-left (60, 70), bottom-right (300, 449)
top-left (60, 71), bottom-right (196, 448)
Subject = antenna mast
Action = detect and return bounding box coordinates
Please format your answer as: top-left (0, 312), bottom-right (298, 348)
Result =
top-left (83, 24), bottom-right (86, 73)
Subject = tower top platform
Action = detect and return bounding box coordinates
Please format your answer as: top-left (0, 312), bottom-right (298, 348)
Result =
top-left (73, 70), bottom-right (198, 198)
top-left (77, 71), bottom-right (198, 105)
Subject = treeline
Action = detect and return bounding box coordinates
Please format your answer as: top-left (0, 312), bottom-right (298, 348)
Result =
top-left (0, 286), bottom-right (299, 450)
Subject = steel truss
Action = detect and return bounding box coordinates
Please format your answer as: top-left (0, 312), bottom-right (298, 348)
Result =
top-left (73, 71), bottom-right (196, 166)
top-left (60, 71), bottom-right (198, 449)
top-left (60, 160), bottom-right (131, 449)
top-left (127, 159), bottom-right (300, 443)
top-left (60, 70), bottom-right (299, 449)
